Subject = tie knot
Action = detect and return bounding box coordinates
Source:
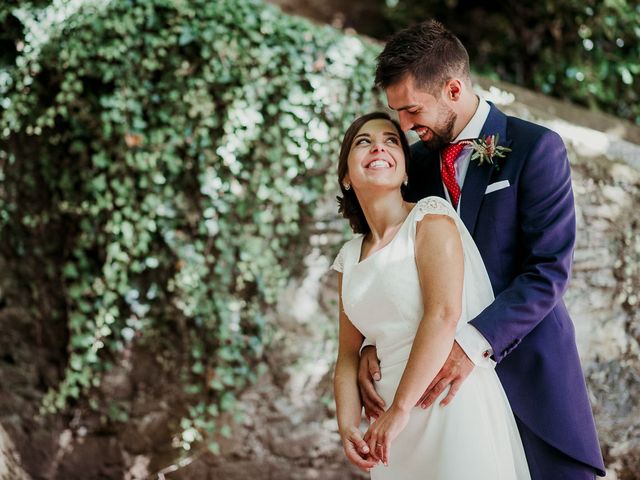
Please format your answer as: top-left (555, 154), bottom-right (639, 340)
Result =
top-left (442, 142), bottom-right (465, 165)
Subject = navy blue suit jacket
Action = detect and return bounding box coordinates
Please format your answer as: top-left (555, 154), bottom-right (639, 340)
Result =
top-left (406, 103), bottom-right (605, 474)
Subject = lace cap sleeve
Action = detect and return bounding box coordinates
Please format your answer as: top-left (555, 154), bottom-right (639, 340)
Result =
top-left (330, 243), bottom-right (347, 273)
top-left (413, 196), bottom-right (457, 223)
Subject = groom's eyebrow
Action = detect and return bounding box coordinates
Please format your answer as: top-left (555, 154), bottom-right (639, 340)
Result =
top-left (389, 103), bottom-right (418, 111)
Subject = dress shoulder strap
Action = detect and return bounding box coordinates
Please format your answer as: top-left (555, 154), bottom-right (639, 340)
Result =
top-left (412, 196), bottom-right (457, 224)
top-left (330, 235), bottom-right (362, 273)
top-left (330, 243), bottom-right (346, 273)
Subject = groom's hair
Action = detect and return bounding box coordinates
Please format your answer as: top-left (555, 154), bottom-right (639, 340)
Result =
top-left (375, 19), bottom-right (471, 94)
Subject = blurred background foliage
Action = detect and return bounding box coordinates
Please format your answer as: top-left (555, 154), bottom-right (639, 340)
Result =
top-left (0, 0), bottom-right (637, 461)
top-left (0, 0), bottom-right (378, 454)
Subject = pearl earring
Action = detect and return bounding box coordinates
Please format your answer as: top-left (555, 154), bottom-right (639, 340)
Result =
top-left (343, 183), bottom-right (351, 191)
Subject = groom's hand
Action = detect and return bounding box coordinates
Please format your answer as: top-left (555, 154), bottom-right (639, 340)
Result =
top-left (416, 341), bottom-right (474, 409)
top-left (358, 346), bottom-right (386, 420)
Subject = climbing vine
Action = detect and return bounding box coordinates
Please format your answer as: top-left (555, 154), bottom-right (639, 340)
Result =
top-left (0, 0), bottom-right (379, 452)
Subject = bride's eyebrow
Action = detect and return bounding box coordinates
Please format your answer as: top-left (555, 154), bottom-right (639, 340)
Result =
top-left (354, 133), bottom-right (371, 141)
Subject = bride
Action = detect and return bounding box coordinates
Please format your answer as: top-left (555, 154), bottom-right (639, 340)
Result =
top-left (331, 111), bottom-right (530, 479)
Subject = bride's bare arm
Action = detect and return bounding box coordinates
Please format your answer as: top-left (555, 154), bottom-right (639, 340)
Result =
top-left (334, 273), bottom-right (378, 472)
top-left (392, 214), bottom-right (463, 409)
top-left (363, 214), bottom-right (463, 464)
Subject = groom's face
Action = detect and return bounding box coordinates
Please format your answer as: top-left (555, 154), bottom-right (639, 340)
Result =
top-left (386, 75), bottom-right (457, 150)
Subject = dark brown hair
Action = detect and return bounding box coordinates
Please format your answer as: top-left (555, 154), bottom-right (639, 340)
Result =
top-left (375, 19), bottom-right (470, 94)
top-left (337, 112), bottom-right (411, 234)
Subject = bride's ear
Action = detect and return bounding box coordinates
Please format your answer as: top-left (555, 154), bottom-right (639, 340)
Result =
top-left (342, 174), bottom-right (351, 189)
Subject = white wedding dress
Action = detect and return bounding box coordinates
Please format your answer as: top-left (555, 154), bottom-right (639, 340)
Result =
top-left (331, 196), bottom-right (530, 480)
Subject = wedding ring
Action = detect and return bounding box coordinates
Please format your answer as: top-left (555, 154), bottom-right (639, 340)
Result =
top-left (376, 442), bottom-right (383, 446)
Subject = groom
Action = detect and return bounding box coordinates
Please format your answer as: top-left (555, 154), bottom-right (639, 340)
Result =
top-left (356, 20), bottom-right (605, 479)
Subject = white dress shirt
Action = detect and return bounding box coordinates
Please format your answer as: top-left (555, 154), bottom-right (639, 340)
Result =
top-left (442, 96), bottom-right (496, 368)
top-left (441, 96), bottom-right (490, 210)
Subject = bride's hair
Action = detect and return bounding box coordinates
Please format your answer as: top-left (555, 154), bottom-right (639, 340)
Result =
top-left (337, 112), bottom-right (411, 234)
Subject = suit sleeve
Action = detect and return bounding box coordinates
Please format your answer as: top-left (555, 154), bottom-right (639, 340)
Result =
top-left (469, 130), bottom-right (576, 364)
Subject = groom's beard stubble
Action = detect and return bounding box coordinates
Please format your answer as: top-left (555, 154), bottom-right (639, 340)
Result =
top-left (418, 109), bottom-right (457, 151)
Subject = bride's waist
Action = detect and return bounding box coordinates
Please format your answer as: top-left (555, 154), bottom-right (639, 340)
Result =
top-left (375, 318), bottom-right (473, 369)
top-left (377, 338), bottom-right (414, 369)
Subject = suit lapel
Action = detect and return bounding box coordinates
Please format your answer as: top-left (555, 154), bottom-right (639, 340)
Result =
top-left (460, 103), bottom-right (512, 235)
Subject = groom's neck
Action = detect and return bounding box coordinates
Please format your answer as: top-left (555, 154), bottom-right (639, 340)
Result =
top-left (452, 94), bottom-right (480, 139)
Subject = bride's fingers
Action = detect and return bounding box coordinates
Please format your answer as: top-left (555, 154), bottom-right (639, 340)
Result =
top-left (381, 438), bottom-right (389, 466)
top-left (344, 441), bottom-right (377, 472)
top-left (348, 430), bottom-right (370, 456)
top-left (363, 431), bottom-right (373, 456)
top-left (366, 434), bottom-right (381, 462)
top-left (374, 439), bottom-right (385, 463)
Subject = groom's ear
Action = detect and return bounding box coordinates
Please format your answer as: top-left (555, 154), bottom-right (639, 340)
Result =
top-left (445, 79), bottom-right (462, 101)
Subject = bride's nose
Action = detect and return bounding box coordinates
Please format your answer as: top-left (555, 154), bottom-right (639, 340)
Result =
top-left (370, 142), bottom-right (385, 153)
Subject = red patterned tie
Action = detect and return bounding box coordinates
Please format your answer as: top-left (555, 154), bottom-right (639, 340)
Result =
top-left (441, 142), bottom-right (465, 209)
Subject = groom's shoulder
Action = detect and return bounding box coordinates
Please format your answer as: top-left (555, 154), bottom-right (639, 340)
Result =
top-left (505, 113), bottom-right (562, 146)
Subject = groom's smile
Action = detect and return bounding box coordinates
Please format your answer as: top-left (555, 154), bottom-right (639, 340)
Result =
top-left (414, 126), bottom-right (433, 142)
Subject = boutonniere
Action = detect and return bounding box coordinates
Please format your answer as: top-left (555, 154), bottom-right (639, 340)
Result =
top-left (462, 134), bottom-right (511, 170)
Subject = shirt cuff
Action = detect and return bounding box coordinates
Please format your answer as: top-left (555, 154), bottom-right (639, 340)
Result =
top-left (456, 324), bottom-right (496, 368)
top-left (359, 337), bottom-right (375, 356)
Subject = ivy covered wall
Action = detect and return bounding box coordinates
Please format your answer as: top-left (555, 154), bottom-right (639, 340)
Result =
top-left (0, 0), bottom-right (379, 455)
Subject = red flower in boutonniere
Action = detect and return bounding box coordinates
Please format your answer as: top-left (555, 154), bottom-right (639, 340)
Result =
top-left (461, 134), bottom-right (511, 170)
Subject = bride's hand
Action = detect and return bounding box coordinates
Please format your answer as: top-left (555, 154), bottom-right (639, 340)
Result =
top-left (341, 426), bottom-right (379, 473)
top-left (363, 404), bottom-right (410, 466)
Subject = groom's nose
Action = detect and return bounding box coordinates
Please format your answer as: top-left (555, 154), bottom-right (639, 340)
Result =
top-left (398, 111), bottom-right (413, 132)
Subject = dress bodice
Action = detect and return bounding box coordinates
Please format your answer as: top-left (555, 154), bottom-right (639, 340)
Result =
top-left (331, 196), bottom-right (494, 368)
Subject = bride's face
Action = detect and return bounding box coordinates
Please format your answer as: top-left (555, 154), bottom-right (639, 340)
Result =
top-left (344, 119), bottom-right (407, 193)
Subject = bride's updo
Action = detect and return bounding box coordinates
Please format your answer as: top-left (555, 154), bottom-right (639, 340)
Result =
top-left (336, 111), bottom-right (411, 234)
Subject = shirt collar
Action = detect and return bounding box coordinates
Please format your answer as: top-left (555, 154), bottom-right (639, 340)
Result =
top-left (453, 96), bottom-right (490, 142)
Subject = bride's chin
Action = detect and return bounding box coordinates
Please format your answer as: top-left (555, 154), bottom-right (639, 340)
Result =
top-left (357, 188), bottom-right (404, 202)
top-left (357, 179), bottom-right (404, 191)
